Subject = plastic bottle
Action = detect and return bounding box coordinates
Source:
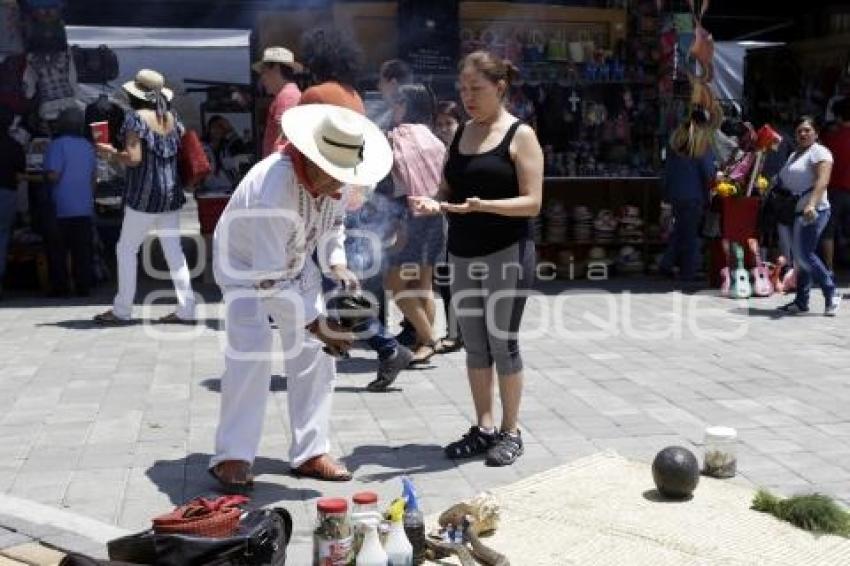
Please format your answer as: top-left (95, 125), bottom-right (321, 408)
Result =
top-left (401, 477), bottom-right (425, 565)
top-left (384, 499), bottom-right (413, 566)
top-left (355, 518), bottom-right (388, 566)
top-left (351, 491), bottom-right (381, 556)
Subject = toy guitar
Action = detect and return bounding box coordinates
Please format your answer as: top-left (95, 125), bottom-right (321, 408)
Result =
top-left (770, 256), bottom-right (787, 294)
top-left (748, 238), bottom-right (773, 297)
top-left (730, 242), bottom-right (752, 299)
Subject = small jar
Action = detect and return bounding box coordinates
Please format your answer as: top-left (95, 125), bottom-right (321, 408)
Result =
top-left (313, 498), bottom-right (353, 566)
top-left (703, 426), bottom-right (737, 478)
top-left (351, 491), bottom-right (379, 556)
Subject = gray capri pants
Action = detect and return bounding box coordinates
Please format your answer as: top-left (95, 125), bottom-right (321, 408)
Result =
top-left (449, 239), bottom-right (535, 376)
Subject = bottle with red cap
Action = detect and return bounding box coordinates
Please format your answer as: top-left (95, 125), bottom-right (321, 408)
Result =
top-left (351, 491), bottom-right (382, 556)
top-left (313, 497), bottom-right (353, 566)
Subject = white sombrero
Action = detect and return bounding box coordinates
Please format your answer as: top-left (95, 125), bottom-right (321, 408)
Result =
top-left (281, 104), bottom-right (392, 186)
top-left (122, 69), bottom-right (173, 102)
top-left (252, 46), bottom-right (303, 74)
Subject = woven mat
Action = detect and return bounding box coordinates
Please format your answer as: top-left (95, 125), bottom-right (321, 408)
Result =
top-left (428, 451), bottom-right (850, 566)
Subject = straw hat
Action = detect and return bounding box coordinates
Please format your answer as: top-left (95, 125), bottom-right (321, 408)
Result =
top-left (282, 104), bottom-right (391, 186)
top-left (252, 46), bottom-right (303, 74)
top-left (122, 69), bottom-right (173, 102)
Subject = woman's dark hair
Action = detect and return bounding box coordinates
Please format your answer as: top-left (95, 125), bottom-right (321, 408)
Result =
top-left (300, 26), bottom-right (362, 87)
top-left (458, 50), bottom-right (520, 94)
top-left (380, 59), bottom-right (412, 84)
top-left (396, 83), bottom-right (436, 126)
top-left (205, 115), bottom-right (225, 141)
top-left (794, 115), bottom-right (818, 132)
top-left (129, 96), bottom-right (157, 112)
top-left (55, 107), bottom-right (84, 137)
top-left (436, 100), bottom-right (463, 123)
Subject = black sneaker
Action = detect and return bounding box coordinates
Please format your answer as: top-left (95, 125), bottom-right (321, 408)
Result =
top-left (366, 346), bottom-right (413, 392)
top-left (485, 430), bottom-right (524, 467)
top-left (445, 426), bottom-right (497, 459)
top-left (777, 301), bottom-right (809, 314)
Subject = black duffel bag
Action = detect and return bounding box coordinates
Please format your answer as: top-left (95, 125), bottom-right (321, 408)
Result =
top-left (107, 507), bottom-right (293, 566)
top-left (72, 44), bottom-right (120, 84)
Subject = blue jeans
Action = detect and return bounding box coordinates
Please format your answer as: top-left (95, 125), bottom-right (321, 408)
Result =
top-left (660, 198), bottom-right (703, 279)
top-left (792, 209), bottom-right (836, 307)
top-left (0, 189), bottom-right (18, 283)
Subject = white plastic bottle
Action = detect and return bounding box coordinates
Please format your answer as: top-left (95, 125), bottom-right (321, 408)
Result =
top-left (384, 500), bottom-right (413, 566)
top-left (355, 519), bottom-right (388, 566)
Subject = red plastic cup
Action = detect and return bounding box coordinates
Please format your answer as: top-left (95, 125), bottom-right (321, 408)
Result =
top-left (90, 121), bottom-right (109, 144)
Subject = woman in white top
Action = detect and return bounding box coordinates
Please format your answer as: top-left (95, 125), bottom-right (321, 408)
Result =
top-left (777, 116), bottom-right (840, 316)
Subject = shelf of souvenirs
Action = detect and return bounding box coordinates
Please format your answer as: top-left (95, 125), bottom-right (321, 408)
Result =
top-left (535, 239), bottom-right (667, 248)
top-left (544, 175), bottom-right (660, 182)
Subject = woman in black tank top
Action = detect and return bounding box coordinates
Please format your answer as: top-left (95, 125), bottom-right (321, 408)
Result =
top-left (410, 51), bottom-right (544, 467)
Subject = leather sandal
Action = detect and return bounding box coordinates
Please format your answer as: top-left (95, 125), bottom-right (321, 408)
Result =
top-left (208, 460), bottom-right (254, 493)
top-left (158, 312), bottom-right (193, 324)
top-left (93, 310), bottom-right (131, 325)
top-left (434, 337), bottom-right (463, 354)
top-left (292, 454), bottom-right (352, 482)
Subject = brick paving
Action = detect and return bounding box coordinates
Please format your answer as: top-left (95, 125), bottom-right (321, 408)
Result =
top-left (0, 275), bottom-right (848, 562)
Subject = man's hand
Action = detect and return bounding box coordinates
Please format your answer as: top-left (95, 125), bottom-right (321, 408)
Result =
top-left (441, 197), bottom-right (482, 215)
top-left (408, 196), bottom-right (442, 216)
top-left (306, 316), bottom-right (354, 357)
top-left (330, 265), bottom-right (359, 291)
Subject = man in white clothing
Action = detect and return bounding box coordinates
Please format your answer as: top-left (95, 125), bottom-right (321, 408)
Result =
top-left (209, 104), bottom-right (393, 488)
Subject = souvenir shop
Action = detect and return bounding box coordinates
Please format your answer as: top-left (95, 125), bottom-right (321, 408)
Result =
top-left (0, 0), bottom-right (254, 292)
top-left (252, 0), bottom-right (702, 280)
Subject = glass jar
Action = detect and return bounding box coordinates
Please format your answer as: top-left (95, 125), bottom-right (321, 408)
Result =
top-left (313, 498), bottom-right (353, 566)
top-left (351, 491), bottom-right (379, 556)
top-left (703, 426), bottom-right (737, 478)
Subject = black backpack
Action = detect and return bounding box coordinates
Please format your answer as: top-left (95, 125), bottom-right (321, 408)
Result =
top-left (105, 507), bottom-right (293, 566)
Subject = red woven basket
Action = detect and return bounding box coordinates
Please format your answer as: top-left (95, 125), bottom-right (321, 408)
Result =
top-left (152, 496), bottom-right (248, 538)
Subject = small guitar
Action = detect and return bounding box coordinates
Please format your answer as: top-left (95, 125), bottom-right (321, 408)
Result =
top-left (730, 242), bottom-right (752, 299)
top-left (747, 239), bottom-right (773, 297)
top-left (770, 256), bottom-right (787, 294)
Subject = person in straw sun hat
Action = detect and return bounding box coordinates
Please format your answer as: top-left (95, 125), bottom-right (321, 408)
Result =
top-left (209, 103), bottom-right (392, 488)
top-left (93, 68), bottom-right (196, 325)
top-left (253, 46), bottom-right (303, 158)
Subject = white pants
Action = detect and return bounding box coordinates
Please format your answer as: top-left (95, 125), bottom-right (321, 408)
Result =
top-left (113, 207), bottom-right (196, 320)
top-left (211, 284), bottom-right (336, 469)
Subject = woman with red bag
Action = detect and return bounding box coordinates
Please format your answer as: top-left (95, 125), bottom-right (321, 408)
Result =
top-left (93, 69), bottom-right (196, 324)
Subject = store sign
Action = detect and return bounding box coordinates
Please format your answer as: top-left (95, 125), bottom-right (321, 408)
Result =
top-left (397, 0), bottom-right (459, 75)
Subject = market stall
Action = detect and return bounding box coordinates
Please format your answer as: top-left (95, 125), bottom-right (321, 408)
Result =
top-left (0, 8), bottom-right (255, 293)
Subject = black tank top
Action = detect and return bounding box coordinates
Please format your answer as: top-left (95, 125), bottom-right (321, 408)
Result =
top-left (444, 120), bottom-right (531, 257)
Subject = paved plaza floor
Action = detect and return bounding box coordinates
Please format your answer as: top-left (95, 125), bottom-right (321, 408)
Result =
top-left (0, 277), bottom-right (848, 562)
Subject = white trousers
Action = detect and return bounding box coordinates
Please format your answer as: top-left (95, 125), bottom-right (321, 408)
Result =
top-left (211, 284), bottom-right (336, 469)
top-left (113, 207), bottom-right (196, 320)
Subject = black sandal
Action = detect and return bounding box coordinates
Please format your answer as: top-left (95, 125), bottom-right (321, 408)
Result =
top-left (434, 337), bottom-right (463, 354)
top-left (444, 426), bottom-right (497, 459)
top-left (485, 430), bottom-right (524, 467)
